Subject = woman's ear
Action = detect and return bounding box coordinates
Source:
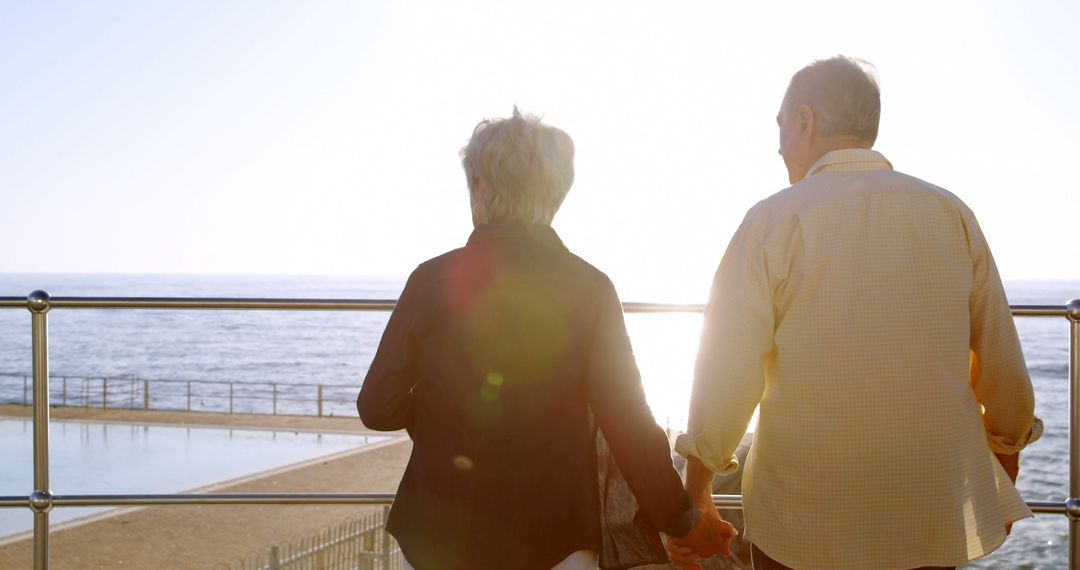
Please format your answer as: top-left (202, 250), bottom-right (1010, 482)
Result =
top-left (470, 179), bottom-right (487, 227)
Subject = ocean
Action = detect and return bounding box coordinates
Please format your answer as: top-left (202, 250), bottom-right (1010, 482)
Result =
top-left (0, 274), bottom-right (1076, 569)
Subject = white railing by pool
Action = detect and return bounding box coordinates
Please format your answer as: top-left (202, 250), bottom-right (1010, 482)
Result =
top-left (0, 372), bottom-right (362, 417)
top-left (227, 507), bottom-right (401, 570)
top-left (0, 292), bottom-right (1077, 570)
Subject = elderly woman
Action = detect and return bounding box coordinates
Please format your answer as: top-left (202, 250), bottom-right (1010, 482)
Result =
top-left (357, 108), bottom-right (731, 570)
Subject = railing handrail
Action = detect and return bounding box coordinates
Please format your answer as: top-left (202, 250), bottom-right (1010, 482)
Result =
top-left (0, 295), bottom-right (1072, 316)
top-left (3, 291), bottom-right (1078, 570)
top-left (0, 492), bottom-right (1069, 512)
top-left (0, 297), bottom-right (399, 311)
top-left (0, 296), bottom-right (707, 313)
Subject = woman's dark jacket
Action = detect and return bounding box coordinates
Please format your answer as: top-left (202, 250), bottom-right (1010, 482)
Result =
top-left (357, 224), bottom-right (691, 570)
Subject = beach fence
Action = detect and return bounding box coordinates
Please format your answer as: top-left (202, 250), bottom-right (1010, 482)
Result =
top-left (0, 372), bottom-right (360, 417)
top-left (226, 507), bottom-right (402, 570)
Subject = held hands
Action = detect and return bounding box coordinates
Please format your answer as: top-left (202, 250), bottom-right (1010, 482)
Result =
top-left (665, 506), bottom-right (738, 570)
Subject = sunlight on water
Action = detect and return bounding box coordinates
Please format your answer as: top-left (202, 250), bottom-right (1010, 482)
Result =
top-left (627, 312), bottom-right (759, 434)
top-left (625, 313), bottom-right (699, 431)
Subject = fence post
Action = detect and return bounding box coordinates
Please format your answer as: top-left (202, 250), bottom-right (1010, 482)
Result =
top-left (102, 378), bottom-right (107, 411)
top-left (27, 290), bottom-right (53, 570)
top-left (23, 375), bottom-right (28, 406)
top-left (1067, 299), bottom-right (1080, 570)
top-left (272, 383), bottom-right (277, 415)
top-left (186, 381), bottom-right (191, 412)
top-left (61, 377), bottom-right (66, 407)
top-left (229, 382), bottom-right (234, 414)
top-left (143, 379), bottom-right (149, 411)
top-left (317, 385), bottom-right (323, 418)
top-left (381, 505), bottom-right (392, 570)
top-left (269, 545), bottom-right (280, 570)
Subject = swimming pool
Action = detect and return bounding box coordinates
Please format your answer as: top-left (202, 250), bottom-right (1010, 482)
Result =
top-left (0, 419), bottom-right (393, 539)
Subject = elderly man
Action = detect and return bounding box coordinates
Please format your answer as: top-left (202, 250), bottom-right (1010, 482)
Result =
top-left (671, 56), bottom-right (1043, 569)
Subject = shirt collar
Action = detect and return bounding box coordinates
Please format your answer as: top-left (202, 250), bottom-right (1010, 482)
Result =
top-left (466, 223), bottom-right (568, 251)
top-left (806, 148), bottom-right (893, 178)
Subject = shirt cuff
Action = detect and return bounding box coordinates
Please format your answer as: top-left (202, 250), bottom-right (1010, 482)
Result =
top-left (987, 416), bottom-right (1044, 455)
top-left (661, 504), bottom-right (699, 538)
top-left (674, 433), bottom-right (740, 476)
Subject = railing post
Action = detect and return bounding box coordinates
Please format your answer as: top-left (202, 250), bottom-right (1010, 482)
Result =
top-left (143, 379), bottom-right (149, 411)
top-left (61, 377), bottom-right (66, 407)
top-left (186, 381), bottom-right (191, 412)
top-left (1068, 299), bottom-right (1080, 570)
top-left (28, 290), bottom-right (53, 570)
top-left (317, 385), bottom-right (324, 418)
top-left (229, 382), bottom-right (234, 414)
top-left (381, 505), bottom-right (392, 569)
top-left (23, 375), bottom-right (28, 406)
top-left (272, 383), bottom-right (277, 415)
top-left (102, 377), bottom-right (107, 411)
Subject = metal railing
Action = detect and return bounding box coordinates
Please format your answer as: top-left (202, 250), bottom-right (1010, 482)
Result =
top-left (0, 372), bottom-right (361, 417)
top-left (0, 291), bottom-right (1077, 570)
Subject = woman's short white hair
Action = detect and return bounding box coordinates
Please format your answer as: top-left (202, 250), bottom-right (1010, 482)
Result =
top-left (460, 107), bottom-right (575, 225)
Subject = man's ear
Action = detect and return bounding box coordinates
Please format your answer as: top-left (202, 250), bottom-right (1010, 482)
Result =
top-left (798, 104), bottom-right (814, 135)
top-left (799, 104), bottom-right (812, 145)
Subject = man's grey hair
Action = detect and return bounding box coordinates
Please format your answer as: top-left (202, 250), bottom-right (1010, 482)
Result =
top-left (460, 107), bottom-right (575, 225)
top-left (783, 55), bottom-right (881, 145)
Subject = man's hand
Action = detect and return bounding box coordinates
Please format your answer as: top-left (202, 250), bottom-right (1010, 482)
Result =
top-left (995, 451), bottom-right (1019, 483)
top-left (665, 534), bottom-right (704, 570)
top-left (995, 451), bottom-right (1020, 535)
top-left (668, 505), bottom-right (738, 564)
top-left (666, 454), bottom-right (739, 565)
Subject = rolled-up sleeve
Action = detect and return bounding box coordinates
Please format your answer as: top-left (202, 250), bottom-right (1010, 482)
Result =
top-left (676, 211), bottom-right (775, 475)
top-left (965, 213), bottom-right (1043, 454)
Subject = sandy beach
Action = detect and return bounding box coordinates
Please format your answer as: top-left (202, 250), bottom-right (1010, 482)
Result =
top-left (0, 405), bottom-right (411, 570)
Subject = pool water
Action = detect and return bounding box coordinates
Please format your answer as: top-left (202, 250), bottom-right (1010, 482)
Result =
top-left (0, 419), bottom-right (392, 538)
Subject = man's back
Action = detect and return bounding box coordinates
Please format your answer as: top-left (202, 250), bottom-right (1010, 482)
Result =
top-left (678, 149), bottom-right (1041, 569)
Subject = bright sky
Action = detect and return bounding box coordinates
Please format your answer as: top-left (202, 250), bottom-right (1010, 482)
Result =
top-left (2, 1), bottom-right (1077, 301)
